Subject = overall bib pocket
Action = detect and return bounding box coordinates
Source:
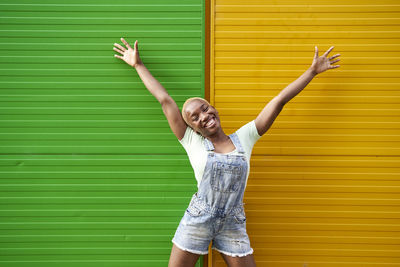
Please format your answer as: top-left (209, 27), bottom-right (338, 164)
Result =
top-left (211, 161), bottom-right (243, 193)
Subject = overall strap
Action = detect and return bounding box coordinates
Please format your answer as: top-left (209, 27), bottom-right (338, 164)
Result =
top-left (203, 137), bottom-right (215, 151)
top-left (229, 132), bottom-right (245, 154)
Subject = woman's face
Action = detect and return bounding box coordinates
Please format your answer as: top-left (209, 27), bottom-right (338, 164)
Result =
top-left (184, 99), bottom-right (220, 137)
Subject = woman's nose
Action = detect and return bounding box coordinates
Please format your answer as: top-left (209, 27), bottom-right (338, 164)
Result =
top-left (200, 113), bottom-right (209, 122)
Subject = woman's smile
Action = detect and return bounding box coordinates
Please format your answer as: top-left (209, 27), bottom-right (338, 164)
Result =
top-left (204, 116), bottom-right (216, 128)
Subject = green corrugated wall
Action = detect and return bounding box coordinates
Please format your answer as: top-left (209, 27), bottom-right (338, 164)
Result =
top-left (0, 1), bottom-right (205, 266)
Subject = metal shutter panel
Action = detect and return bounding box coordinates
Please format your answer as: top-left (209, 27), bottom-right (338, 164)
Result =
top-left (0, 0), bottom-right (205, 266)
top-left (209, 0), bottom-right (400, 266)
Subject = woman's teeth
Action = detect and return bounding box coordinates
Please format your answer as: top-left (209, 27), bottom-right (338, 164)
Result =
top-left (205, 118), bottom-right (215, 128)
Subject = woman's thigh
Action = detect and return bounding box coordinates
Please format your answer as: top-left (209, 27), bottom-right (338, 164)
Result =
top-left (168, 243), bottom-right (202, 267)
top-left (220, 252), bottom-right (256, 267)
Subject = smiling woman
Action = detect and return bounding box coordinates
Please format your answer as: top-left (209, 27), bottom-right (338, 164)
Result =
top-left (182, 97), bottom-right (211, 125)
top-left (182, 97), bottom-right (238, 155)
top-left (113, 37), bottom-right (340, 267)
top-left (181, 97), bottom-right (222, 138)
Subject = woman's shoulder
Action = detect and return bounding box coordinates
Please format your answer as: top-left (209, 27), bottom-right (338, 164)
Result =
top-left (235, 120), bottom-right (262, 149)
top-left (235, 120), bottom-right (256, 135)
top-left (178, 126), bottom-right (204, 149)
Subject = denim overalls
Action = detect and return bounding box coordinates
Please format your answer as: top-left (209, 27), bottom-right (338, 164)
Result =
top-left (172, 132), bottom-right (254, 257)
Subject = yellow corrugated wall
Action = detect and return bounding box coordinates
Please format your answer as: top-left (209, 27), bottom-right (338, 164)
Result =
top-left (209, 0), bottom-right (400, 266)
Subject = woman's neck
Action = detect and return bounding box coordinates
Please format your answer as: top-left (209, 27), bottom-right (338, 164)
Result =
top-left (206, 130), bottom-right (236, 153)
top-left (206, 129), bottom-right (229, 144)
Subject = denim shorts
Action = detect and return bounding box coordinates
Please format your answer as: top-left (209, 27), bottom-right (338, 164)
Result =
top-left (172, 194), bottom-right (254, 257)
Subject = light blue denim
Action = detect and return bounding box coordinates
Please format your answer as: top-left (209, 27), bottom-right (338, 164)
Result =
top-left (172, 132), bottom-right (254, 257)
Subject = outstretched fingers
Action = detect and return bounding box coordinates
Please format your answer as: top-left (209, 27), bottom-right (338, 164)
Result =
top-left (314, 46), bottom-right (319, 60)
top-left (121, 37), bottom-right (132, 50)
top-left (329, 53), bottom-right (341, 60)
top-left (113, 47), bottom-right (124, 55)
top-left (330, 58), bottom-right (340, 64)
top-left (323, 46), bottom-right (335, 57)
top-left (114, 38), bottom-right (132, 60)
top-left (114, 43), bottom-right (126, 52)
top-left (113, 41), bottom-right (127, 59)
top-left (329, 52), bottom-right (341, 68)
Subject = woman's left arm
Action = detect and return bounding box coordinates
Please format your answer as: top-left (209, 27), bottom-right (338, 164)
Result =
top-left (254, 45), bottom-right (341, 136)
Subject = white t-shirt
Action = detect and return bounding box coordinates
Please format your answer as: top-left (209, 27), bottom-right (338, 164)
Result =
top-left (178, 120), bottom-right (262, 188)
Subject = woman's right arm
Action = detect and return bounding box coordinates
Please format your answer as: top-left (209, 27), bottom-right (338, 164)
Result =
top-left (113, 38), bottom-right (187, 140)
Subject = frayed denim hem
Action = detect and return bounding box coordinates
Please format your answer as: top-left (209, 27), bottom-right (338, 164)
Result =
top-left (172, 239), bottom-right (209, 255)
top-left (212, 246), bottom-right (254, 257)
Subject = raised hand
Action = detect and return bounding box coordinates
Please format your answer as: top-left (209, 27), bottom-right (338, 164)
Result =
top-left (113, 38), bottom-right (142, 68)
top-left (310, 46), bottom-right (341, 75)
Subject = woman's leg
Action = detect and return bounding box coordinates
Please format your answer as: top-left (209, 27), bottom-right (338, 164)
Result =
top-left (168, 243), bottom-right (202, 267)
top-left (220, 253), bottom-right (256, 267)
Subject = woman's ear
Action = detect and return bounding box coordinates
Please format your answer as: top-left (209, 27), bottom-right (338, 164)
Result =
top-left (189, 126), bottom-right (200, 135)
